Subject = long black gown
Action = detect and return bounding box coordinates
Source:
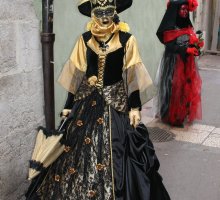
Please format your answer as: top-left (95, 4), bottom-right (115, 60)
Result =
top-left (26, 30), bottom-right (170, 200)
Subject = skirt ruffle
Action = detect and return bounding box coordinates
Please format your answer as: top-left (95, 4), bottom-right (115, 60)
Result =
top-left (158, 53), bottom-right (202, 126)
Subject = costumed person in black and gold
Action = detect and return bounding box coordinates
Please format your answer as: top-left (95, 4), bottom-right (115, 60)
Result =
top-left (156, 0), bottom-right (203, 127)
top-left (26, 0), bottom-right (170, 199)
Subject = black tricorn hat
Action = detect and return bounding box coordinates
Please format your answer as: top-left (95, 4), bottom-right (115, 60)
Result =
top-left (78, 0), bottom-right (133, 17)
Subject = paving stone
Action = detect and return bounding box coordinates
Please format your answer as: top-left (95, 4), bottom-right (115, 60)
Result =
top-left (188, 123), bottom-right (215, 132)
top-left (147, 119), bottom-right (171, 131)
top-left (141, 116), bottom-right (154, 124)
top-left (211, 128), bottom-right (220, 135)
top-left (203, 134), bottom-right (220, 148)
top-left (155, 140), bottom-right (220, 200)
top-left (171, 129), bottom-right (210, 144)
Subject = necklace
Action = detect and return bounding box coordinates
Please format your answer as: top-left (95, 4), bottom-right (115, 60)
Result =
top-left (94, 33), bottom-right (114, 52)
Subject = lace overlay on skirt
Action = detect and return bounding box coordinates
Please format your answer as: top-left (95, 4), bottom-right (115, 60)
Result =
top-left (32, 79), bottom-right (170, 200)
top-left (37, 91), bottom-right (113, 200)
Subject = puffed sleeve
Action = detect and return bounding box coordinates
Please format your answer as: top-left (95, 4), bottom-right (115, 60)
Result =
top-left (58, 35), bottom-right (87, 94)
top-left (122, 35), bottom-right (153, 108)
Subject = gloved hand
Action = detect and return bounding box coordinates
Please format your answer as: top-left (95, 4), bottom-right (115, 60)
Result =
top-left (198, 40), bottom-right (204, 48)
top-left (60, 109), bottom-right (71, 120)
top-left (129, 108), bottom-right (141, 128)
top-left (186, 47), bottom-right (199, 56)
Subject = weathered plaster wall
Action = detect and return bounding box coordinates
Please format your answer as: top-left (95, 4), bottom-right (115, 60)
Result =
top-left (0, 0), bottom-right (44, 199)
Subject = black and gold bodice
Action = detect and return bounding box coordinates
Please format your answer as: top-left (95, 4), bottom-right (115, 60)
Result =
top-left (84, 31), bottom-right (130, 86)
top-left (58, 30), bottom-right (153, 112)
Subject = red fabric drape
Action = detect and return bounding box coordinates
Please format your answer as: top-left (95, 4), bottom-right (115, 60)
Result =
top-left (166, 55), bottom-right (202, 125)
top-left (163, 27), bottom-right (194, 43)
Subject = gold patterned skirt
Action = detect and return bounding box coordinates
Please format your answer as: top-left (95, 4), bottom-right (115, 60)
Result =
top-left (26, 81), bottom-right (170, 200)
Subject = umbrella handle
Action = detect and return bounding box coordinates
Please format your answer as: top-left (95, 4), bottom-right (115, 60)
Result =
top-left (58, 118), bottom-right (68, 131)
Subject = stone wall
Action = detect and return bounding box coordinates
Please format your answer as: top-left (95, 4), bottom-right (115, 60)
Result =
top-left (0, 0), bottom-right (44, 199)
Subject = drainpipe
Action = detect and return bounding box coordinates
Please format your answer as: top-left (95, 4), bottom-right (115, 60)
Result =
top-left (41, 0), bottom-right (55, 130)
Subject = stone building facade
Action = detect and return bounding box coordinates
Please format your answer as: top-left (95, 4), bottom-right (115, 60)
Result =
top-left (194, 0), bottom-right (220, 52)
top-left (0, 0), bottom-right (44, 199)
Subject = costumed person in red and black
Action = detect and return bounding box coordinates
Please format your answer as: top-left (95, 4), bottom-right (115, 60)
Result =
top-left (156, 0), bottom-right (203, 127)
top-left (25, 0), bottom-right (170, 199)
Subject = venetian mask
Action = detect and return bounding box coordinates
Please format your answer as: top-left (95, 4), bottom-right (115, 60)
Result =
top-left (92, 7), bottom-right (115, 27)
top-left (178, 4), bottom-right (189, 18)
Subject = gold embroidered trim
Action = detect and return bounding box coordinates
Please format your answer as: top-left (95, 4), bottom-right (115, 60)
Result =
top-left (109, 105), bottom-right (115, 200)
top-left (96, 54), bottom-right (106, 89)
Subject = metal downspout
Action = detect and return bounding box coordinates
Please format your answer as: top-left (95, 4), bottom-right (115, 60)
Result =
top-left (41, 0), bottom-right (55, 130)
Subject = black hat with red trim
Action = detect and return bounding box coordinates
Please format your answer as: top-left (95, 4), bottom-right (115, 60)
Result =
top-left (156, 0), bottom-right (198, 43)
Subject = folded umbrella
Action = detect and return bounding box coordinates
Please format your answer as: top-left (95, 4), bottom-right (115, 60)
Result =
top-left (28, 119), bottom-right (67, 180)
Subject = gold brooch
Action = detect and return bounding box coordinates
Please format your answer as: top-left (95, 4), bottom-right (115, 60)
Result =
top-left (54, 175), bottom-right (60, 182)
top-left (68, 167), bottom-right (76, 175)
top-left (64, 146), bottom-right (71, 153)
top-left (97, 117), bottom-right (104, 124)
top-left (88, 190), bottom-right (96, 198)
top-left (76, 120), bottom-right (83, 127)
top-left (96, 163), bottom-right (105, 171)
top-left (85, 137), bottom-right (92, 145)
top-left (91, 100), bottom-right (97, 107)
